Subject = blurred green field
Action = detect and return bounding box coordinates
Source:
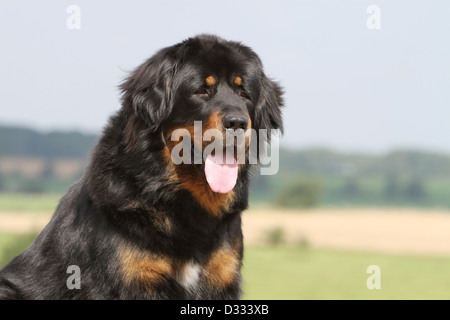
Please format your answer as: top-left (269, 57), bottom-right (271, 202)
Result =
top-left (1, 232), bottom-right (450, 299)
top-left (0, 232), bottom-right (39, 268)
top-left (242, 246), bottom-right (450, 299)
top-left (1, 193), bottom-right (450, 299)
top-left (0, 193), bottom-right (62, 211)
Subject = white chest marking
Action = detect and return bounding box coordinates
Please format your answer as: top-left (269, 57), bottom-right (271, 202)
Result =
top-left (179, 260), bottom-right (201, 291)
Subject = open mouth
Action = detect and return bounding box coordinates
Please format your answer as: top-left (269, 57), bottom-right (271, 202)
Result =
top-left (191, 143), bottom-right (240, 194)
top-left (204, 148), bottom-right (239, 194)
top-left (171, 124), bottom-right (249, 195)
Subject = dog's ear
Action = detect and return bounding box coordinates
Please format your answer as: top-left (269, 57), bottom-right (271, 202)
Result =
top-left (120, 49), bottom-right (176, 133)
top-left (253, 76), bottom-right (284, 134)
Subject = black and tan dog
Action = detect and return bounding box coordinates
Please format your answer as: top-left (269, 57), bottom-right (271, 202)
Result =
top-left (0, 35), bottom-right (283, 299)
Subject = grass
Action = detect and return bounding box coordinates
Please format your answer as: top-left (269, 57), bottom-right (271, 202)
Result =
top-left (1, 232), bottom-right (450, 299)
top-left (0, 193), bottom-right (61, 212)
top-left (1, 192), bottom-right (450, 299)
top-left (0, 232), bottom-right (39, 267)
top-left (242, 246), bottom-right (450, 300)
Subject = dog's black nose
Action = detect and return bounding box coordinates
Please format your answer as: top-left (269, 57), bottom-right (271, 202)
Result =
top-left (223, 114), bottom-right (248, 130)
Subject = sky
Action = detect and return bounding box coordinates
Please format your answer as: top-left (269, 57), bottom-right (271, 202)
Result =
top-left (0, 1), bottom-right (449, 153)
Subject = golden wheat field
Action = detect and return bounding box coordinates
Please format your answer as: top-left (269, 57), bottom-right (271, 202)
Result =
top-left (2, 207), bottom-right (450, 256)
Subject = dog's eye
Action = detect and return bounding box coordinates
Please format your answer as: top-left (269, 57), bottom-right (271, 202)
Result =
top-left (238, 88), bottom-right (250, 100)
top-left (193, 88), bottom-right (209, 98)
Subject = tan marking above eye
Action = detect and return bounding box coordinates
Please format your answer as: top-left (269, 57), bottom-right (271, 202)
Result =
top-left (206, 75), bottom-right (216, 87)
top-left (234, 76), bottom-right (242, 86)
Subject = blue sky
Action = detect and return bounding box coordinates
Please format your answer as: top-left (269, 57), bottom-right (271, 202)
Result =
top-left (0, 1), bottom-right (449, 153)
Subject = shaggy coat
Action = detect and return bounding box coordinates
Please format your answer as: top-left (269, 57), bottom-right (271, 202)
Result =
top-left (0, 35), bottom-right (283, 299)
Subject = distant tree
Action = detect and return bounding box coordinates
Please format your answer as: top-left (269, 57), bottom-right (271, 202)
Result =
top-left (18, 179), bottom-right (45, 194)
top-left (0, 125), bottom-right (97, 158)
top-left (384, 173), bottom-right (401, 199)
top-left (404, 176), bottom-right (427, 200)
top-left (341, 176), bottom-right (362, 197)
top-left (42, 160), bottom-right (54, 178)
top-left (275, 178), bottom-right (322, 208)
top-left (251, 174), bottom-right (270, 193)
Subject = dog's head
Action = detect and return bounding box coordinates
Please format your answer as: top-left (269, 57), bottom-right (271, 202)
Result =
top-left (121, 34), bottom-right (283, 134)
top-left (120, 35), bottom-right (283, 212)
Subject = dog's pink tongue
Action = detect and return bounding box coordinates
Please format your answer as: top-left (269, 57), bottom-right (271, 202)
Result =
top-left (205, 153), bottom-right (238, 194)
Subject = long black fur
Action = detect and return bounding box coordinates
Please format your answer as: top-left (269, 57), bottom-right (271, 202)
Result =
top-left (0, 35), bottom-right (283, 299)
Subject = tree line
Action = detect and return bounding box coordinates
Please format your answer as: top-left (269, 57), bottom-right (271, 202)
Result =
top-left (1, 125), bottom-right (450, 207)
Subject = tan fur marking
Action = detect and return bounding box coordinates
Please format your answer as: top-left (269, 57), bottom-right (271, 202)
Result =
top-left (204, 247), bottom-right (239, 288)
top-left (202, 111), bottom-right (223, 148)
top-left (180, 178), bottom-right (235, 215)
top-left (234, 76), bottom-right (242, 86)
top-left (119, 245), bottom-right (173, 285)
top-left (150, 209), bottom-right (174, 235)
top-left (206, 75), bottom-right (216, 87)
top-left (244, 116), bottom-right (252, 148)
top-left (163, 113), bottom-right (236, 215)
top-left (205, 111), bottom-right (223, 130)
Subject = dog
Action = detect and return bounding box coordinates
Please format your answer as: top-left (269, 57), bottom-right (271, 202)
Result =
top-left (0, 35), bottom-right (283, 299)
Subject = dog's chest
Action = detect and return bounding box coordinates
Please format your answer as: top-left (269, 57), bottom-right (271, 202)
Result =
top-left (175, 246), bottom-right (241, 296)
top-left (177, 260), bottom-right (202, 292)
